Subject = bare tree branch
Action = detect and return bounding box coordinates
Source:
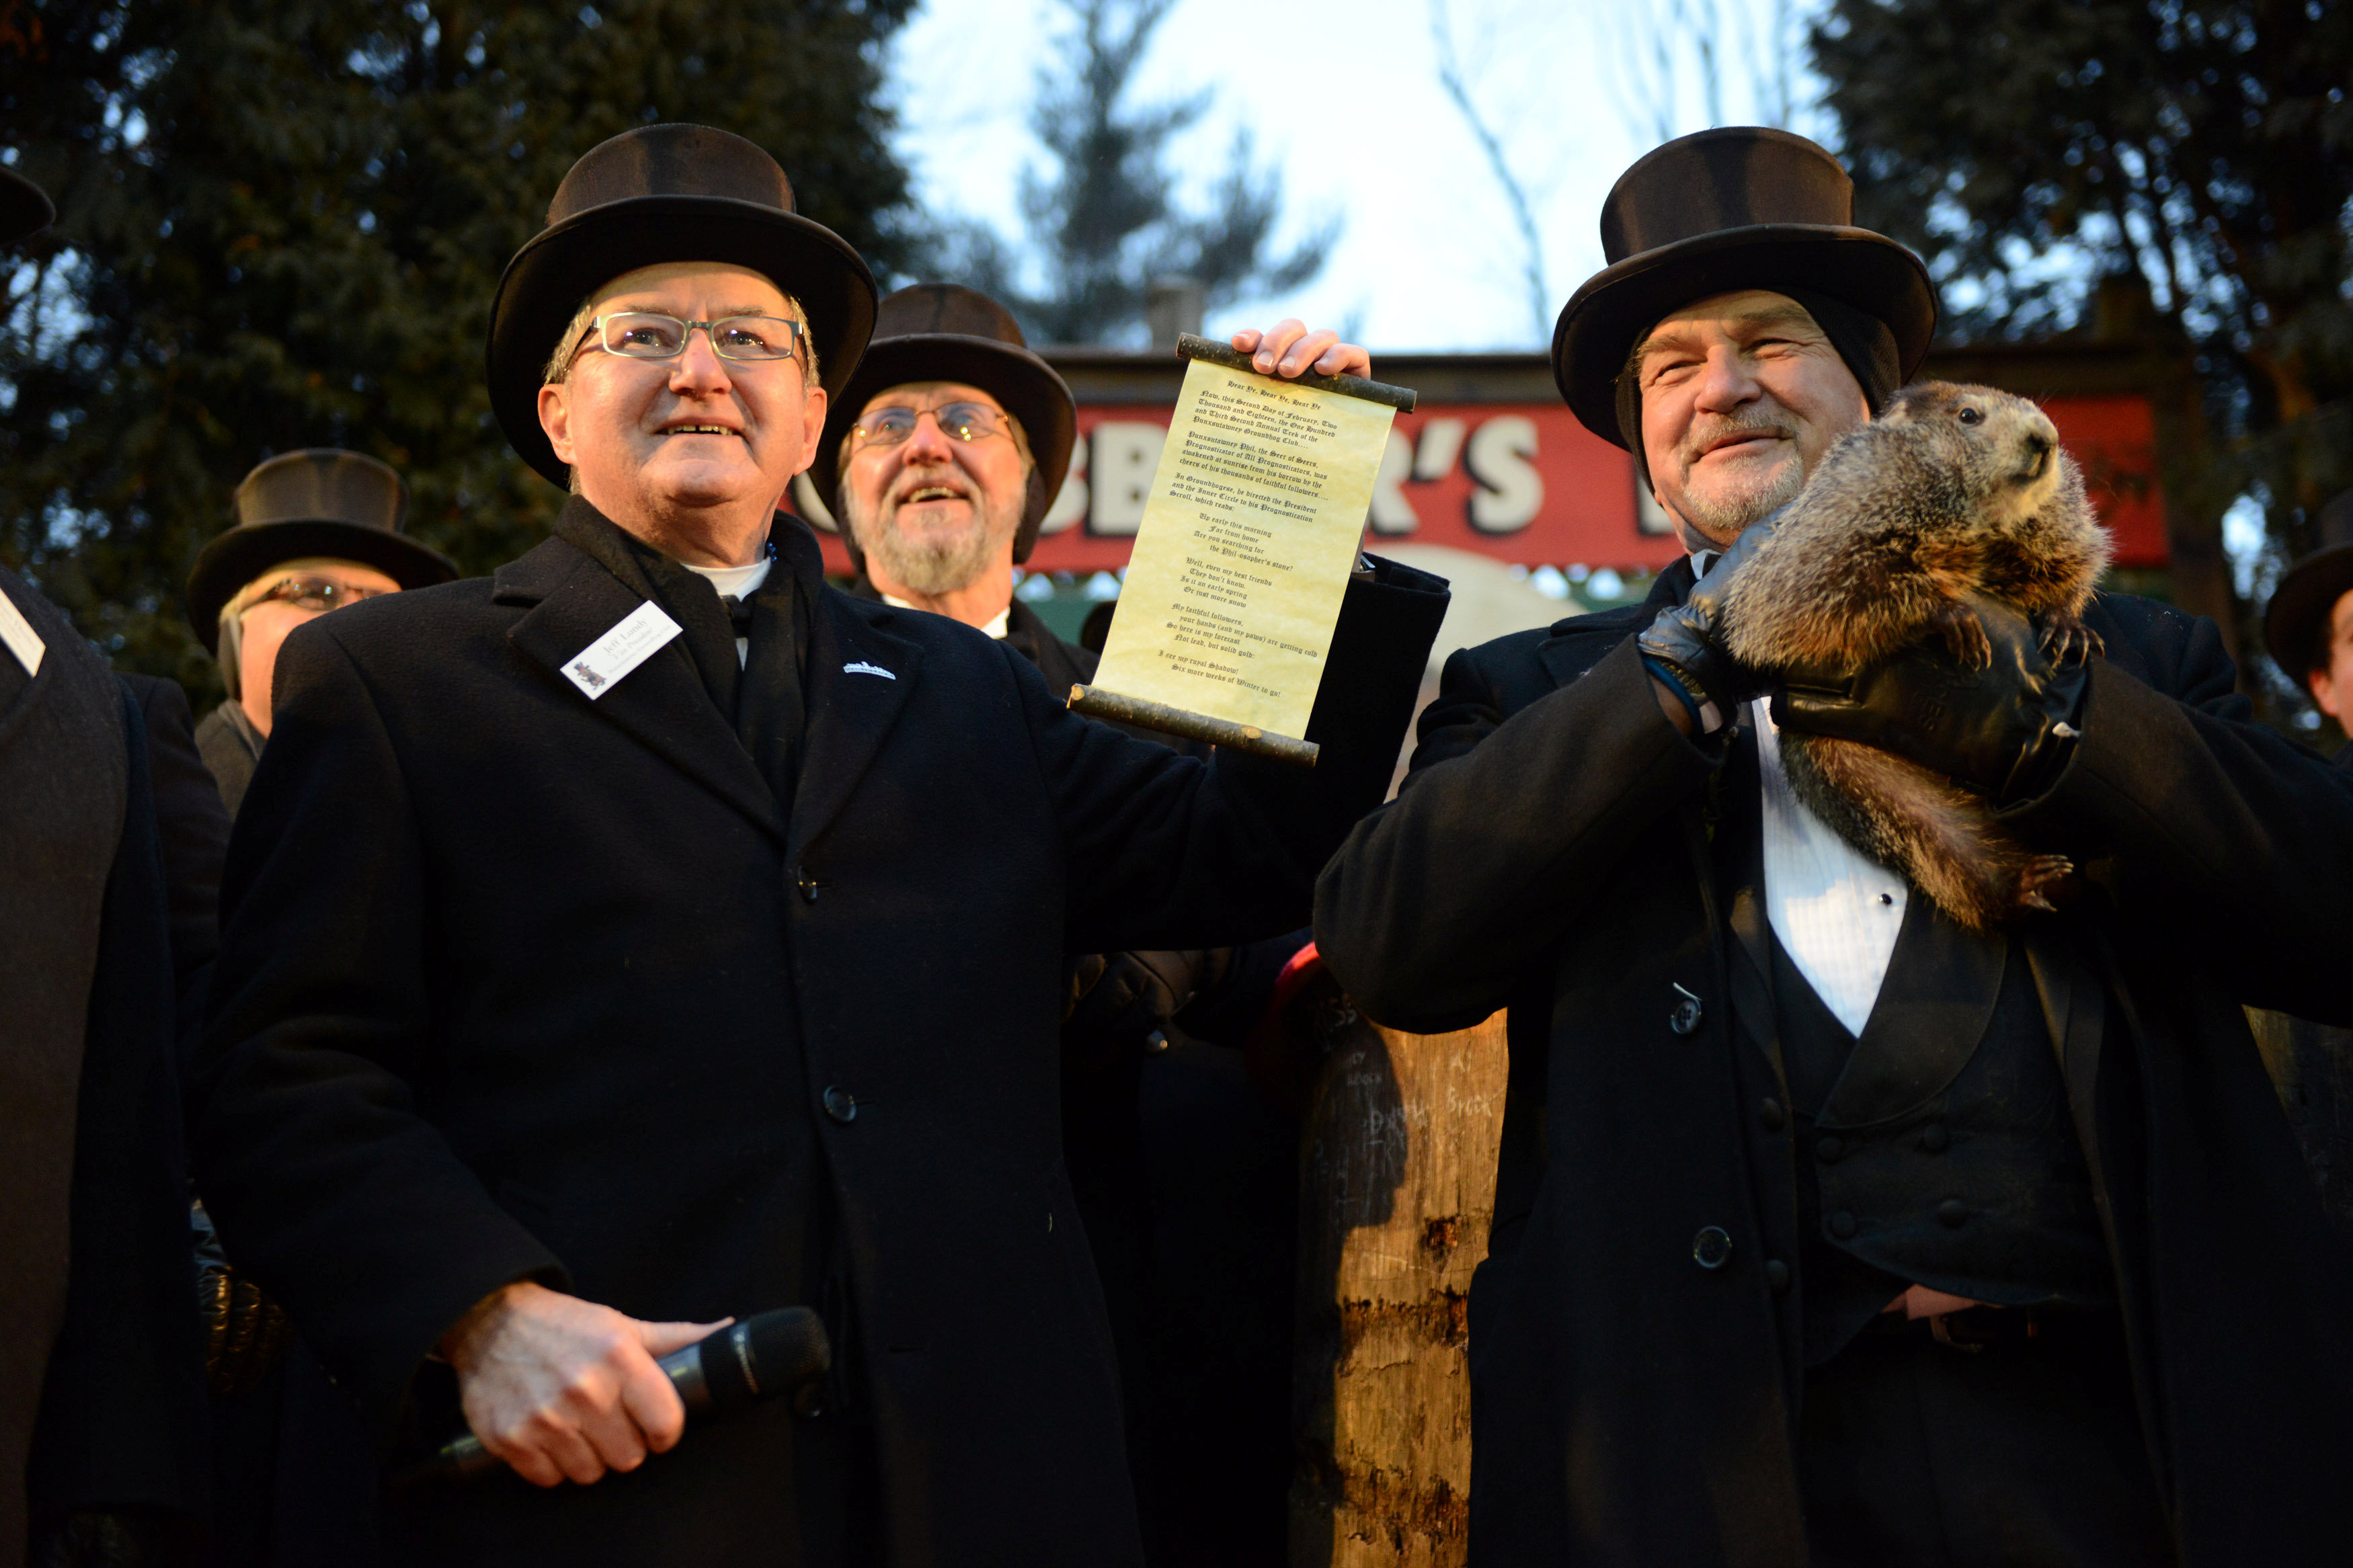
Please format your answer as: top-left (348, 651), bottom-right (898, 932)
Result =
top-left (1429, 0), bottom-right (1551, 345)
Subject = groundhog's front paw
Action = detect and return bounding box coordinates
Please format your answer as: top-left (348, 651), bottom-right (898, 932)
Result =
top-left (2014, 854), bottom-right (2075, 914)
top-left (2036, 610), bottom-right (2103, 667)
top-left (1929, 601), bottom-right (1994, 669)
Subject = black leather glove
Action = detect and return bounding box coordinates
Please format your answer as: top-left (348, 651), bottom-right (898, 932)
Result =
top-left (194, 1198), bottom-right (292, 1399)
top-left (1634, 509), bottom-right (1783, 731)
top-left (1062, 950), bottom-right (1222, 1056)
top-left (1772, 593), bottom-right (2089, 803)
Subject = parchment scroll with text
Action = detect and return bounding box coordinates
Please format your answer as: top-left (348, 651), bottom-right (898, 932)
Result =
top-left (1070, 339), bottom-right (1410, 764)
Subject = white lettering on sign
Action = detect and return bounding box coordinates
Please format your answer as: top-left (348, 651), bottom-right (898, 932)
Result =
top-left (563, 600), bottom-right (682, 700)
top-left (1636, 472), bottom-right (1675, 535)
top-left (1466, 415), bottom-right (1543, 534)
top-left (1040, 427), bottom-right (1088, 534)
top-left (1368, 427), bottom-right (1417, 535)
top-left (0, 590), bottom-right (44, 676)
top-left (1089, 421), bottom-right (1166, 535)
top-left (1414, 417), bottom-right (1466, 481)
top-left (791, 472), bottom-right (838, 532)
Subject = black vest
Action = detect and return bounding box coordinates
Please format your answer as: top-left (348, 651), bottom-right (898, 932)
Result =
top-left (1773, 899), bottom-right (2114, 1364)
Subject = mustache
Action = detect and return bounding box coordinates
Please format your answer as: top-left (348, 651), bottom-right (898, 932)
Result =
top-left (884, 464), bottom-right (974, 507)
top-left (1678, 407), bottom-right (1796, 462)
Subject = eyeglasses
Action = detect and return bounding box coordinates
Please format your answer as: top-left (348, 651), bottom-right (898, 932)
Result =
top-left (241, 575), bottom-right (394, 616)
top-left (850, 401), bottom-right (1008, 450)
top-left (573, 311), bottom-right (804, 365)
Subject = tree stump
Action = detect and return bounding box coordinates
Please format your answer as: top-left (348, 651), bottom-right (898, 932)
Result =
top-left (1290, 1011), bottom-right (1507, 1568)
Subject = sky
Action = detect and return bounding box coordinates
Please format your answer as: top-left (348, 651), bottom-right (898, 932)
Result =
top-left (885, 0), bottom-right (1833, 352)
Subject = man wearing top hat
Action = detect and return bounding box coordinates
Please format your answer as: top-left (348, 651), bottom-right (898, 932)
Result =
top-left (1315, 126), bottom-right (2353, 1565)
top-left (180, 450), bottom-right (451, 1568)
top-left (189, 124), bottom-right (1444, 1566)
top-left (0, 166), bottom-right (209, 1568)
top-left (184, 450), bottom-right (456, 815)
top-left (810, 282), bottom-right (1319, 1555)
top-left (2265, 488), bottom-right (2353, 758)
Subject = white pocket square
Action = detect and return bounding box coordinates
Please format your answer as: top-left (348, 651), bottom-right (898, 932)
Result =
top-left (842, 661), bottom-right (896, 680)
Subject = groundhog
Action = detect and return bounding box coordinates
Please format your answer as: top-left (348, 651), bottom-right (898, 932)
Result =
top-left (1722, 381), bottom-right (2112, 931)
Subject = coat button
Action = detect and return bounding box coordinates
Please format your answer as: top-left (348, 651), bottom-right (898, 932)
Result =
top-left (1669, 987), bottom-right (1704, 1034)
top-left (792, 864), bottom-right (825, 903)
top-left (1921, 1121), bottom-right (1950, 1153)
top-left (1937, 1199), bottom-right (1969, 1228)
top-left (1691, 1227), bottom-right (1732, 1269)
top-left (1829, 1210), bottom-right (1857, 1240)
top-left (822, 1085), bottom-right (857, 1124)
top-left (1758, 1098), bottom-right (1786, 1132)
top-left (1815, 1135), bottom-right (1844, 1163)
top-left (1764, 1259), bottom-right (1791, 1294)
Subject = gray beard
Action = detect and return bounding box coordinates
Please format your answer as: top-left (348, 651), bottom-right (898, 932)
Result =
top-left (1673, 449), bottom-right (1806, 540)
top-left (844, 486), bottom-right (1021, 597)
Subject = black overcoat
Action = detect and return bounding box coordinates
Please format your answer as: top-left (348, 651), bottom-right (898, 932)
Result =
top-left (1314, 562), bottom-right (2353, 1567)
top-left (0, 575), bottom-right (210, 1561)
top-left (192, 522), bottom-right (1443, 1567)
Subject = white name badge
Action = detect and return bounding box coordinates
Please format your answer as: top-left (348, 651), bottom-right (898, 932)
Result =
top-left (563, 600), bottom-right (681, 700)
top-left (0, 591), bottom-right (44, 677)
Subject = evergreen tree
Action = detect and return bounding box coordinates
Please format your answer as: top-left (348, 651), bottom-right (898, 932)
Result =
top-left (0, 0), bottom-right (916, 689)
top-left (941, 0), bottom-right (1334, 346)
top-left (1812, 0), bottom-right (2352, 700)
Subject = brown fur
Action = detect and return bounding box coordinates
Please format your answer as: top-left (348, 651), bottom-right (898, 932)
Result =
top-left (1722, 382), bottom-right (2112, 930)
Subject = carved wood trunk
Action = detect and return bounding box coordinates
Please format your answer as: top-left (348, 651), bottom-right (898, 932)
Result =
top-left (1290, 1012), bottom-right (1508, 1568)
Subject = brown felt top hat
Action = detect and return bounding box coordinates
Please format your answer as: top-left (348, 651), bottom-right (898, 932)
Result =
top-left (2264, 490), bottom-right (2353, 682)
top-left (1552, 127), bottom-right (1938, 446)
top-left (0, 165), bottom-right (55, 247)
top-left (485, 123), bottom-right (879, 487)
top-left (808, 284), bottom-right (1075, 566)
top-left (185, 450), bottom-right (457, 647)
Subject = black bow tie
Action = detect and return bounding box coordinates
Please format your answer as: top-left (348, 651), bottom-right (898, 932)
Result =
top-left (721, 595), bottom-right (754, 636)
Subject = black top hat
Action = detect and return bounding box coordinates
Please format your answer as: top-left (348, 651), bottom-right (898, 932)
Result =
top-left (1552, 127), bottom-right (1938, 446)
top-left (0, 165), bottom-right (55, 247)
top-left (2264, 490), bottom-right (2353, 682)
top-left (807, 284), bottom-right (1076, 565)
top-left (486, 123), bottom-right (879, 487)
top-left (185, 450), bottom-right (458, 646)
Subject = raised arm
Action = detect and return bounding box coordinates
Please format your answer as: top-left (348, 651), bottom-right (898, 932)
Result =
top-left (1316, 636), bottom-right (1723, 1032)
top-left (1033, 556), bottom-right (1447, 957)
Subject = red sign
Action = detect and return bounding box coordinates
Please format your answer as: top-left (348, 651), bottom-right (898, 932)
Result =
top-left (809, 393), bottom-right (2168, 575)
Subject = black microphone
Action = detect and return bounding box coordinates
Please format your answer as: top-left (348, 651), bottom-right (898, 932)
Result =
top-left (400, 1306), bottom-right (830, 1487)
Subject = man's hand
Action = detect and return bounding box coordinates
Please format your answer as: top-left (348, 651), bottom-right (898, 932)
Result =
top-left (436, 1280), bottom-right (729, 1488)
top-left (1634, 509), bottom-right (1783, 735)
top-left (1773, 593), bottom-right (2089, 803)
top-left (1063, 950), bottom-right (1212, 1055)
top-left (1232, 321), bottom-right (1371, 381)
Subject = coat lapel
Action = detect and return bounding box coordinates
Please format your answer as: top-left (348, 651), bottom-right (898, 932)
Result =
top-left (788, 589), bottom-right (926, 865)
top-left (2023, 927), bottom-right (2105, 1167)
top-left (498, 538), bottom-right (786, 845)
top-left (1816, 899), bottom-right (2009, 1129)
top-left (1716, 722), bottom-right (1787, 1090)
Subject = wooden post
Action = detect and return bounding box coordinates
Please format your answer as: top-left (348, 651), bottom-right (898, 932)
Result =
top-left (1290, 1011), bottom-right (1508, 1568)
